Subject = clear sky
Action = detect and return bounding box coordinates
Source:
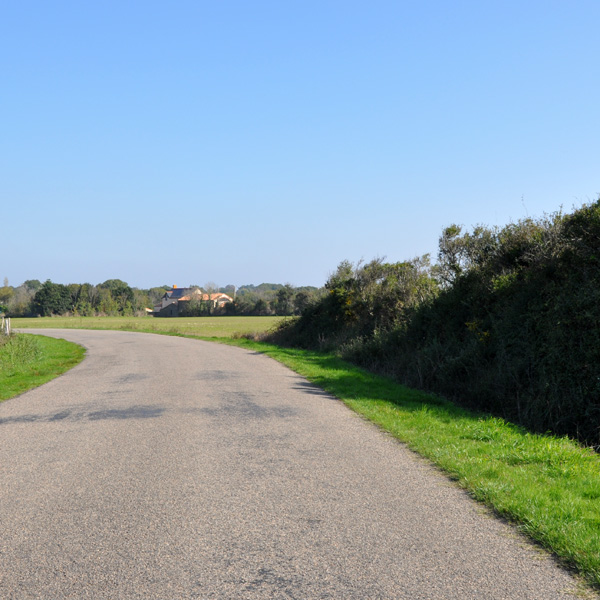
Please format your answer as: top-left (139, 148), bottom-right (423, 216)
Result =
top-left (2, 1), bottom-right (598, 289)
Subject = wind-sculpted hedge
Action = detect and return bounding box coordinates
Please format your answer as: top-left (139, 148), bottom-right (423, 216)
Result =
top-left (273, 199), bottom-right (600, 447)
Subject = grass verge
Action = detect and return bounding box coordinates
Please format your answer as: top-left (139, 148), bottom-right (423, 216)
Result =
top-left (0, 334), bottom-right (86, 401)
top-left (220, 338), bottom-right (600, 591)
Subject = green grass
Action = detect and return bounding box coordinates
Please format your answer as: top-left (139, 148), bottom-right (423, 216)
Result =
top-left (219, 338), bottom-right (600, 591)
top-left (0, 334), bottom-right (86, 401)
top-left (13, 315), bottom-right (283, 338)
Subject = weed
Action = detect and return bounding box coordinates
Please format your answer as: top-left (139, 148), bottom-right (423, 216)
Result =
top-left (0, 334), bottom-right (42, 372)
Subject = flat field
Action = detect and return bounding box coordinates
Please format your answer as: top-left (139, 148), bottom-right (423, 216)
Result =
top-left (13, 316), bottom-right (285, 338)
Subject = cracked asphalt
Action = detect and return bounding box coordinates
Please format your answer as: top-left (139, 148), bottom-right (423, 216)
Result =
top-left (0, 329), bottom-right (592, 599)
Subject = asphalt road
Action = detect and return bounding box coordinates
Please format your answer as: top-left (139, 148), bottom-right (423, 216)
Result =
top-left (0, 329), bottom-right (590, 599)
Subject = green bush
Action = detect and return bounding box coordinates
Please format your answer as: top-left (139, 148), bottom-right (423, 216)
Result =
top-left (273, 199), bottom-right (600, 447)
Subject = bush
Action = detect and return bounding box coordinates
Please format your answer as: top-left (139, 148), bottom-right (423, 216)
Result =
top-left (273, 200), bottom-right (600, 447)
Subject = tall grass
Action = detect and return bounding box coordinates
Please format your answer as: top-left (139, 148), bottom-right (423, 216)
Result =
top-left (0, 333), bottom-right (42, 371)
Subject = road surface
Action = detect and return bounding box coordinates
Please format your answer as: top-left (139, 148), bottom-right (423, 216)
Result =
top-left (0, 329), bottom-right (589, 599)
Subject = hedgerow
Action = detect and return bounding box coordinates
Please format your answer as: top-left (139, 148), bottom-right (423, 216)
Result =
top-left (272, 199), bottom-right (600, 447)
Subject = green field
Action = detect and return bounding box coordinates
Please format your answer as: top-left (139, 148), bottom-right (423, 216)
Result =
top-left (13, 315), bottom-right (284, 338)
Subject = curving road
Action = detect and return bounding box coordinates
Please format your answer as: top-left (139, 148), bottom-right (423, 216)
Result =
top-left (0, 329), bottom-right (590, 599)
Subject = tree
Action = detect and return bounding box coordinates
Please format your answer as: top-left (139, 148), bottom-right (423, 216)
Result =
top-left (96, 287), bottom-right (119, 315)
top-left (6, 284), bottom-right (35, 316)
top-left (253, 298), bottom-right (270, 315)
top-left (32, 280), bottom-right (72, 316)
top-left (435, 224), bottom-right (498, 286)
top-left (293, 290), bottom-right (311, 314)
top-left (0, 283), bottom-right (14, 306)
top-left (203, 282), bottom-right (219, 315)
top-left (23, 280), bottom-right (42, 292)
top-left (98, 279), bottom-right (135, 314)
top-left (275, 284), bottom-right (294, 315)
top-left (146, 286), bottom-right (169, 307)
top-left (222, 284), bottom-right (236, 297)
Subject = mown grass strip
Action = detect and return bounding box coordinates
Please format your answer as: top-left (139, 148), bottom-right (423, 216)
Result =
top-left (218, 338), bottom-right (600, 591)
top-left (0, 334), bottom-right (86, 401)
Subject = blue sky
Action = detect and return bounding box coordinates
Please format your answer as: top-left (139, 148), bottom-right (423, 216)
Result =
top-left (2, 1), bottom-right (598, 289)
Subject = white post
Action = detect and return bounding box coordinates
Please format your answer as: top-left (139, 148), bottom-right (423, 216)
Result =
top-left (1, 317), bottom-right (10, 336)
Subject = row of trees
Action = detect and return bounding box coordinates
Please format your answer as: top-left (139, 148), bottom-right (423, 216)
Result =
top-left (164, 283), bottom-right (321, 317)
top-left (231, 284), bottom-right (321, 316)
top-left (0, 279), bottom-right (169, 317)
top-left (273, 199), bottom-right (600, 448)
top-left (0, 279), bottom-right (322, 318)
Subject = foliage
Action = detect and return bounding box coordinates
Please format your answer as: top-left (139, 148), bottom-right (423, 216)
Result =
top-left (178, 293), bottom-right (213, 317)
top-left (146, 286), bottom-right (169, 306)
top-left (32, 280), bottom-right (72, 316)
top-left (229, 283), bottom-right (322, 316)
top-left (270, 256), bottom-right (438, 350)
top-left (273, 199), bottom-right (600, 448)
top-left (388, 203), bottom-right (600, 446)
top-left (10, 278), bottom-right (154, 317)
top-left (274, 284), bottom-right (294, 315)
top-left (0, 282), bottom-right (14, 305)
top-left (23, 279), bottom-right (42, 292)
top-left (5, 277), bottom-right (321, 319)
top-left (98, 279), bottom-right (136, 315)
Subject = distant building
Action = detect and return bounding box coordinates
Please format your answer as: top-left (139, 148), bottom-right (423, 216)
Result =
top-left (153, 287), bottom-right (233, 317)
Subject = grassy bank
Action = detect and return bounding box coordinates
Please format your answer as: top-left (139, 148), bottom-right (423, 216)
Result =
top-left (0, 334), bottom-right (86, 401)
top-left (221, 338), bottom-right (600, 591)
top-left (13, 315), bottom-right (283, 338)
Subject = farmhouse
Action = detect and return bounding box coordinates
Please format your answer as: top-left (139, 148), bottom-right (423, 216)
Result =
top-left (153, 286), bottom-right (233, 317)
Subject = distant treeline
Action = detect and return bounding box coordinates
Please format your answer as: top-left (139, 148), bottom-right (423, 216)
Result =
top-left (232, 284), bottom-right (322, 316)
top-left (0, 279), bottom-right (322, 318)
top-left (271, 199), bottom-right (600, 448)
top-left (0, 279), bottom-right (168, 317)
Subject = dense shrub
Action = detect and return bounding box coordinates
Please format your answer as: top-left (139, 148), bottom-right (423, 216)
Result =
top-left (393, 204), bottom-right (600, 446)
top-left (273, 200), bottom-right (600, 447)
top-left (270, 256), bottom-right (439, 350)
